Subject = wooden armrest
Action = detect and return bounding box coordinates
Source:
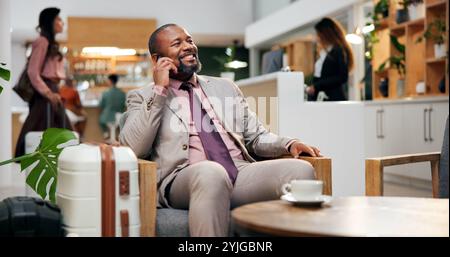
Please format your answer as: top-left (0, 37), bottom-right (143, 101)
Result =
top-left (138, 159), bottom-right (158, 237)
top-left (365, 152), bottom-right (441, 198)
top-left (367, 152), bottom-right (440, 166)
top-left (282, 155), bottom-right (332, 195)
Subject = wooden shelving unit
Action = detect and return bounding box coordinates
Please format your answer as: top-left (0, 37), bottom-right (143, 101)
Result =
top-left (425, 0), bottom-right (449, 96)
top-left (68, 54), bottom-right (150, 86)
top-left (371, 0), bottom-right (448, 100)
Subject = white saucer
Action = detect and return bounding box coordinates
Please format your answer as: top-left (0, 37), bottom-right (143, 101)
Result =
top-left (281, 193), bottom-right (332, 207)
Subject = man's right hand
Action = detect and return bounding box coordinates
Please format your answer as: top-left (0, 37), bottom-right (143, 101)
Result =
top-left (153, 57), bottom-right (178, 87)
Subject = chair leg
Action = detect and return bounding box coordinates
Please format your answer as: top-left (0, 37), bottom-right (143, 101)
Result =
top-left (139, 160), bottom-right (158, 237)
top-left (366, 160), bottom-right (383, 196)
top-left (430, 160), bottom-right (440, 198)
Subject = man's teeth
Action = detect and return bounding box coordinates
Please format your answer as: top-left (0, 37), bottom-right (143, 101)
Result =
top-left (182, 54), bottom-right (195, 60)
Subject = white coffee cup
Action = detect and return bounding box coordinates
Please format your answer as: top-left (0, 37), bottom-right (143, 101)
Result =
top-left (281, 180), bottom-right (323, 200)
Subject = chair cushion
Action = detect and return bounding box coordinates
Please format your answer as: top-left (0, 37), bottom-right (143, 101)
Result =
top-left (156, 208), bottom-right (189, 237)
top-left (439, 116), bottom-right (449, 198)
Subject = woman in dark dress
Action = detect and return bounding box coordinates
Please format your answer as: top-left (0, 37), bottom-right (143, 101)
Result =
top-left (306, 17), bottom-right (354, 101)
top-left (15, 7), bottom-right (72, 157)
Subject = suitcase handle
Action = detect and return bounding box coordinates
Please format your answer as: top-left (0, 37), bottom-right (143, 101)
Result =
top-left (46, 102), bottom-right (66, 129)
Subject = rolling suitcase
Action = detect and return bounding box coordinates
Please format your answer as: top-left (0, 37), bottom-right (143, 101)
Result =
top-left (24, 103), bottom-right (79, 198)
top-left (56, 143), bottom-right (140, 237)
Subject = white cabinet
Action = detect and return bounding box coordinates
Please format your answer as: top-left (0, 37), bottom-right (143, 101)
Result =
top-left (365, 104), bottom-right (404, 157)
top-left (382, 102), bottom-right (449, 180)
top-left (403, 103), bottom-right (432, 153)
top-left (402, 102), bottom-right (448, 154)
top-left (430, 102), bottom-right (449, 149)
top-left (364, 105), bottom-right (383, 158)
top-left (379, 104), bottom-right (404, 156)
top-left (364, 101), bottom-right (448, 181)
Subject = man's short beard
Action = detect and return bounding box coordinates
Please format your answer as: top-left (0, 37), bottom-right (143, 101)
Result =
top-left (170, 56), bottom-right (202, 81)
top-left (178, 55), bottom-right (202, 74)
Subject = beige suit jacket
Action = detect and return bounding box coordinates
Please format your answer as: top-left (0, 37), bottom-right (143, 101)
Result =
top-left (119, 75), bottom-right (294, 207)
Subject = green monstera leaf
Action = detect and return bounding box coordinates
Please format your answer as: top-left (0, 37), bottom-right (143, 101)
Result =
top-left (0, 63), bottom-right (11, 95)
top-left (0, 128), bottom-right (78, 203)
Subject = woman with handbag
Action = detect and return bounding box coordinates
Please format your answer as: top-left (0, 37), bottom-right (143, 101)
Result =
top-left (15, 7), bottom-right (73, 157)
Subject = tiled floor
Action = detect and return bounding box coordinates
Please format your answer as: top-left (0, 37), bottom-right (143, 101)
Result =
top-left (384, 181), bottom-right (432, 198)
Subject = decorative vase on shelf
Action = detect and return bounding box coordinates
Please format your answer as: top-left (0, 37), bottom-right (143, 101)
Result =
top-left (434, 44), bottom-right (446, 59)
top-left (396, 9), bottom-right (409, 24)
top-left (397, 79), bottom-right (405, 98)
top-left (415, 81), bottom-right (426, 95)
top-left (408, 3), bottom-right (425, 20)
top-left (379, 78), bottom-right (389, 97)
top-left (438, 77), bottom-right (446, 93)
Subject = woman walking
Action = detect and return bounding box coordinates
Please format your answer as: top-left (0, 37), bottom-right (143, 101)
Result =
top-left (15, 7), bottom-right (73, 157)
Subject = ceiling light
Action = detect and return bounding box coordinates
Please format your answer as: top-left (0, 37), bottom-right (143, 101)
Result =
top-left (346, 34), bottom-right (363, 45)
top-left (224, 60), bottom-right (248, 69)
top-left (362, 24), bottom-right (375, 34)
top-left (346, 27), bottom-right (364, 45)
top-left (81, 47), bottom-right (136, 56)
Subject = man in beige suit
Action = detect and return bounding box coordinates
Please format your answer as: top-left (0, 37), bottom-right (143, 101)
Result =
top-left (119, 24), bottom-right (321, 237)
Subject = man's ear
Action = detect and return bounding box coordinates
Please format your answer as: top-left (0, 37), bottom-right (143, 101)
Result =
top-left (151, 54), bottom-right (159, 65)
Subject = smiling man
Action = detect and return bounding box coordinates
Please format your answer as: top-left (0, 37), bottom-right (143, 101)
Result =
top-left (119, 24), bottom-right (321, 237)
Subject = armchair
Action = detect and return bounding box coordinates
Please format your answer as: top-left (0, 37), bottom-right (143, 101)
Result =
top-left (137, 156), bottom-right (332, 237)
top-left (365, 116), bottom-right (449, 198)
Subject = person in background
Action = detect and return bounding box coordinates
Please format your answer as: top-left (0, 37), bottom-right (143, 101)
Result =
top-left (99, 74), bottom-right (126, 139)
top-left (60, 78), bottom-right (87, 139)
top-left (306, 17), bottom-right (354, 101)
top-left (15, 7), bottom-right (72, 157)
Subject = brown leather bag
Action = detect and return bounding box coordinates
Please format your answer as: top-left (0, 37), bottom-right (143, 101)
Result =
top-left (13, 62), bottom-right (35, 102)
top-left (14, 50), bottom-right (49, 102)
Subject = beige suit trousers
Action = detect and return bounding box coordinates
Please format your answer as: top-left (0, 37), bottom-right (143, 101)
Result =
top-left (168, 158), bottom-right (315, 236)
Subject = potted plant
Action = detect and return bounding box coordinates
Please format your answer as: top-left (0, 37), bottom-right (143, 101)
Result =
top-left (397, 1), bottom-right (410, 24)
top-left (377, 35), bottom-right (406, 97)
top-left (417, 18), bottom-right (447, 58)
top-left (403, 0), bottom-right (425, 20)
top-left (371, 0), bottom-right (390, 29)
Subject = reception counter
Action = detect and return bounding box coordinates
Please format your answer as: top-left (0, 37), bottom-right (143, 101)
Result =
top-left (11, 102), bottom-right (106, 155)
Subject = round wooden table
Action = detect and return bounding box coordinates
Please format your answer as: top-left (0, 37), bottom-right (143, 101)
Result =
top-left (231, 197), bottom-right (449, 237)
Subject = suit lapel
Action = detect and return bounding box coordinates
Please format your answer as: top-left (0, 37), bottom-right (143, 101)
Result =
top-left (198, 76), bottom-right (232, 133)
top-left (163, 87), bottom-right (189, 131)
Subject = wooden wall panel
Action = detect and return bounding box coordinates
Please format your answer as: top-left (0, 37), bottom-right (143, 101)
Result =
top-left (68, 17), bottom-right (156, 49)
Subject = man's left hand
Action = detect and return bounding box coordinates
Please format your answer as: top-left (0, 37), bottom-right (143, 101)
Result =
top-left (289, 142), bottom-right (321, 158)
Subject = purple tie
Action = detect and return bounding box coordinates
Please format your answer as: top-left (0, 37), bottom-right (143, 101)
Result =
top-left (180, 82), bottom-right (238, 184)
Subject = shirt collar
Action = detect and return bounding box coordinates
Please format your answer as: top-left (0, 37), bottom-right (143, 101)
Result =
top-left (170, 73), bottom-right (198, 90)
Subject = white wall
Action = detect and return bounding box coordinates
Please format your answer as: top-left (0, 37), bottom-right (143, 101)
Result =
top-left (0, 0), bottom-right (12, 186)
top-left (10, 44), bottom-right (27, 107)
top-left (245, 0), bottom-right (363, 48)
top-left (252, 0), bottom-right (291, 21)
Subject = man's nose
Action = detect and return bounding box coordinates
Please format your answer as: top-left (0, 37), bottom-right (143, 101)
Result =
top-left (181, 42), bottom-right (195, 52)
